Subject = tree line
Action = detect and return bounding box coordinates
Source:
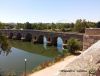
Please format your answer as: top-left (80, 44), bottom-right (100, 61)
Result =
top-left (0, 19), bottom-right (100, 33)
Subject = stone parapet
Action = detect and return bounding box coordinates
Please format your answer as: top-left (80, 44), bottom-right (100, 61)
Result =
top-left (83, 28), bottom-right (100, 50)
top-left (85, 28), bottom-right (100, 35)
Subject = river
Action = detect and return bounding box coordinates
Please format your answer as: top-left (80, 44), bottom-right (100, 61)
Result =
top-left (0, 40), bottom-right (59, 76)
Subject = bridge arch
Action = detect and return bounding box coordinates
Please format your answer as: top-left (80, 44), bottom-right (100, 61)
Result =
top-left (52, 36), bottom-right (64, 46)
top-left (25, 33), bottom-right (32, 41)
top-left (9, 33), bottom-right (14, 39)
top-left (37, 35), bottom-right (44, 44)
top-left (47, 37), bottom-right (51, 42)
top-left (16, 33), bottom-right (22, 40)
top-left (34, 36), bottom-right (37, 40)
top-left (52, 36), bottom-right (58, 46)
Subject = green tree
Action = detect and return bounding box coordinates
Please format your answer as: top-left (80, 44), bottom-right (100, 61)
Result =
top-left (51, 23), bottom-right (57, 31)
top-left (16, 23), bottom-right (25, 29)
top-left (74, 19), bottom-right (96, 33)
top-left (67, 38), bottom-right (82, 53)
top-left (74, 19), bottom-right (86, 33)
top-left (25, 22), bottom-right (32, 29)
top-left (86, 21), bottom-right (96, 28)
top-left (96, 21), bottom-right (100, 28)
top-left (0, 22), bottom-right (5, 29)
top-left (32, 23), bottom-right (38, 29)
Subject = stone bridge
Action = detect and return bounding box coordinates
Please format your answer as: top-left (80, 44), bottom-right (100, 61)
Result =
top-left (0, 29), bottom-right (83, 46)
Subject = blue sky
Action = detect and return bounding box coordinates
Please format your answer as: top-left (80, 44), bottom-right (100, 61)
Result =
top-left (0, 0), bottom-right (100, 23)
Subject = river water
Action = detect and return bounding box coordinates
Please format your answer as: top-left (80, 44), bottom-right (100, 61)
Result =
top-left (0, 40), bottom-right (59, 76)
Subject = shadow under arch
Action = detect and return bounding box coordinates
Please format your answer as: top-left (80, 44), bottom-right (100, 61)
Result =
top-left (25, 33), bottom-right (32, 41)
top-left (16, 33), bottom-right (22, 40)
top-left (52, 36), bottom-right (58, 46)
top-left (37, 35), bottom-right (44, 44)
top-left (9, 33), bottom-right (13, 39)
top-left (47, 37), bottom-right (51, 42)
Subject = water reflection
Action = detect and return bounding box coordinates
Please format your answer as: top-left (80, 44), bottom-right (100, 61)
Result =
top-left (0, 38), bottom-right (59, 75)
top-left (10, 40), bottom-right (58, 57)
top-left (57, 37), bottom-right (63, 53)
top-left (0, 47), bottom-right (52, 76)
top-left (0, 34), bottom-right (11, 56)
top-left (43, 36), bottom-right (47, 49)
top-left (0, 43), bottom-right (11, 56)
top-left (0, 48), bottom-right (12, 56)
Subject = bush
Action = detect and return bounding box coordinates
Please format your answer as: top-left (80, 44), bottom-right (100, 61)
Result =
top-left (67, 38), bottom-right (82, 53)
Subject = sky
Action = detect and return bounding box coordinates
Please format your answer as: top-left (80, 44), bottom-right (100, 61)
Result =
top-left (0, 0), bottom-right (100, 23)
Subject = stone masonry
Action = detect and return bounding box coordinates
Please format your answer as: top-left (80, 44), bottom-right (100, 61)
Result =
top-left (83, 28), bottom-right (100, 50)
top-left (0, 29), bottom-right (83, 45)
top-left (0, 28), bottom-right (100, 50)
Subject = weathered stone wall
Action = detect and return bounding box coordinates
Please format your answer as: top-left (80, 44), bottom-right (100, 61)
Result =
top-left (1, 28), bottom-right (100, 50)
top-left (83, 28), bottom-right (100, 50)
top-left (85, 28), bottom-right (100, 35)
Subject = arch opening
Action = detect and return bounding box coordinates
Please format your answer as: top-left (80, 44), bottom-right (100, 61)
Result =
top-left (34, 36), bottom-right (37, 40)
top-left (52, 36), bottom-right (58, 46)
top-left (47, 37), bottom-right (51, 42)
top-left (16, 33), bottom-right (22, 40)
top-left (52, 36), bottom-right (64, 46)
top-left (37, 35), bottom-right (44, 44)
top-left (57, 37), bottom-right (64, 52)
top-left (9, 33), bottom-right (13, 39)
top-left (25, 33), bottom-right (32, 41)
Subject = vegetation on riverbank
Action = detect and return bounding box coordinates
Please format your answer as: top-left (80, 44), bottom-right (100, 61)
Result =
top-left (0, 33), bottom-right (11, 51)
top-left (67, 38), bottom-right (82, 54)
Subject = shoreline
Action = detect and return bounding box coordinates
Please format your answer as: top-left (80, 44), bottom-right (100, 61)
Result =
top-left (29, 55), bottom-right (77, 76)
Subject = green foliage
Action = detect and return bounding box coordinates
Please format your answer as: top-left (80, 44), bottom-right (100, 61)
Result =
top-left (0, 22), bottom-right (6, 29)
top-left (16, 23), bottom-right (25, 29)
top-left (67, 38), bottom-right (82, 53)
top-left (74, 19), bottom-right (96, 33)
top-left (25, 22), bottom-right (32, 29)
top-left (15, 19), bottom-right (96, 33)
top-left (15, 22), bottom-right (75, 32)
top-left (74, 19), bottom-right (87, 33)
top-left (96, 22), bottom-right (100, 28)
top-left (0, 33), bottom-right (10, 51)
top-left (0, 20), bottom-right (97, 33)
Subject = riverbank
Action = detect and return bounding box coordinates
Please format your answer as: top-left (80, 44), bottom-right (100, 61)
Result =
top-left (29, 55), bottom-right (76, 76)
